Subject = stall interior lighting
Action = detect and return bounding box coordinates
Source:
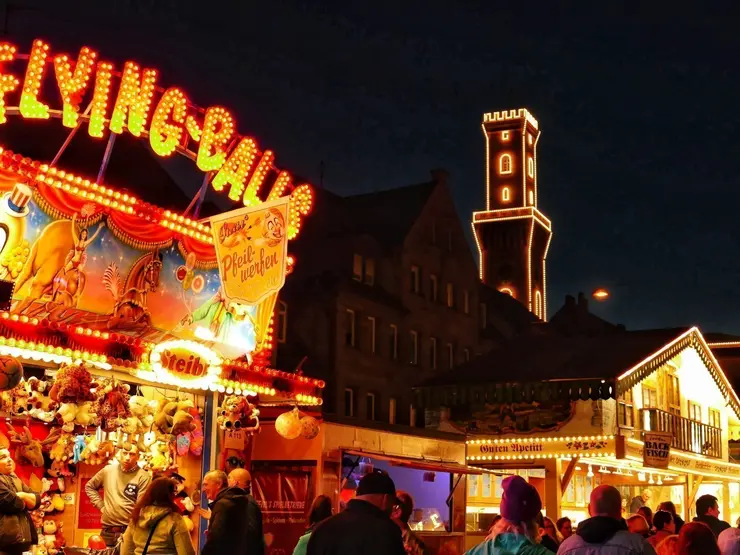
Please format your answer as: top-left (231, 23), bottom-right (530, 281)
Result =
top-left (0, 336), bottom-right (110, 369)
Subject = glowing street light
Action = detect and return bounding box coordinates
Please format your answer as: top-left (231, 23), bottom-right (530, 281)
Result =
top-left (592, 288), bottom-right (610, 301)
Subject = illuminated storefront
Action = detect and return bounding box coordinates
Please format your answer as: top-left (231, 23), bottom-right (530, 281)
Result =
top-left (0, 36), bottom-right (322, 552)
top-left (416, 327), bottom-right (740, 551)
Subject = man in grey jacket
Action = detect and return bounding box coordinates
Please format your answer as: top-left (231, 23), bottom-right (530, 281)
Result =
top-left (558, 485), bottom-right (656, 555)
top-left (84, 446), bottom-right (151, 546)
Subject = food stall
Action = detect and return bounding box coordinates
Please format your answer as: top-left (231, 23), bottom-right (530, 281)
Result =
top-left (416, 327), bottom-right (740, 551)
top-left (0, 36), bottom-right (322, 553)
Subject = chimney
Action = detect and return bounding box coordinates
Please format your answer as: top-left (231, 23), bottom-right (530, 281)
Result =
top-left (564, 294), bottom-right (576, 307)
top-left (577, 292), bottom-right (589, 313)
top-left (430, 168), bottom-right (449, 185)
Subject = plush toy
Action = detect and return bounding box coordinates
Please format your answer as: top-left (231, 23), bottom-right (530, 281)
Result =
top-left (217, 395), bottom-right (259, 432)
top-left (128, 395), bottom-right (151, 433)
top-left (41, 519), bottom-right (65, 555)
top-left (75, 401), bottom-right (96, 427)
top-left (72, 434), bottom-right (87, 463)
top-left (49, 363), bottom-right (97, 403)
top-left (188, 407), bottom-right (204, 456)
top-left (48, 433), bottom-right (75, 463)
top-left (94, 380), bottom-right (131, 431)
top-left (80, 439), bottom-right (115, 466)
top-left (155, 399), bottom-right (195, 436)
top-left (51, 494), bottom-right (65, 512)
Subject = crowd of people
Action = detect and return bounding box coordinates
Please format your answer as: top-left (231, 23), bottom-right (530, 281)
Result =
top-left (463, 480), bottom-right (740, 555)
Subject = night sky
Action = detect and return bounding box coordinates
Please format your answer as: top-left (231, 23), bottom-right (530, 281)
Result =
top-left (6, 2), bottom-right (740, 333)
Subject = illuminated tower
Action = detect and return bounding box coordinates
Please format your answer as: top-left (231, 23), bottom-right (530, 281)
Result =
top-left (473, 109), bottom-right (553, 320)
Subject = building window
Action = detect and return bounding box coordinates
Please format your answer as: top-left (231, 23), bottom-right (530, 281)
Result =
top-left (667, 374), bottom-right (680, 416)
top-left (479, 303), bottom-right (487, 329)
top-left (463, 348), bottom-right (470, 362)
top-left (367, 316), bottom-right (376, 354)
top-left (501, 130), bottom-right (510, 141)
top-left (389, 324), bottom-right (398, 360)
top-left (410, 331), bottom-right (418, 365)
top-left (366, 393), bottom-right (376, 421)
top-left (709, 408), bottom-right (721, 429)
top-left (535, 290), bottom-right (543, 319)
top-left (430, 337), bottom-right (437, 370)
top-left (446, 283), bottom-right (454, 308)
top-left (344, 388), bottom-right (355, 417)
top-left (364, 258), bottom-right (375, 285)
top-left (463, 290), bottom-right (470, 314)
top-left (352, 254), bottom-right (363, 281)
top-left (689, 401), bottom-right (702, 422)
top-left (528, 190), bottom-right (534, 205)
top-left (499, 154), bottom-right (512, 175)
top-left (501, 186), bottom-right (510, 202)
top-left (277, 301), bottom-right (287, 343)
top-left (618, 389), bottom-right (634, 428)
top-left (345, 309), bottom-right (356, 347)
top-left (430, 274), bottom-right (438, 302)
top-left (447, 343), bottom-right (454, 369)
top-left (642, 386), bottom-right (658, 409)
top-left (528, 133), bottom-right (533, 145)
top-left (389, 398), bottom-right (397, 425)
top-left (500, 287), bottom-right (514, 297)
top-left (527, 156), bottom-right (534, 178)
top-left (411, 266), bottom-right (420, 293)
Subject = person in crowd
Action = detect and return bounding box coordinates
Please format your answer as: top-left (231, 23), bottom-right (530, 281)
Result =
top-left (201, 469), bottom-right (264, 555)
top-left (556, 517), bottom-right (572, 541)
top-left (719, 526), bottom-right (740, 555)
top-left (293, 495), bottom-right (333, 555)
top-left (694, 494), bottom-right (731, 538)
top-left (392, 490), bottom-right (429, 555)
top-left (654, 534), bottom-right (678, 555)
top-left (538, 513), bottom-right (560, 551)
top-left (627, 514), bottom-right (651, 538)
top-left (465, 475), bottom-right (553, 555)
top-left (85, 445), bottom-right (151, 547)
top-left (657, 502), bottom-right (684, 534)
top-left (0, 447), bottom-right (40, 555)
top-left (649, 511), bottom-right (676, 548)
top-left (487, 514), bottom-right (502, 535)
top-left (637, 506), bottom-right (654, 531)
top-left (306, 470), bottom-right (405, 555)
top-left (676, 521), bottom-right (721, 555)
top-left (120, 477), bottom-right (195, 555)
top-left (630, 489), bottom-right (652, 515)
top-left (558, 485), bottom-right (656, 555)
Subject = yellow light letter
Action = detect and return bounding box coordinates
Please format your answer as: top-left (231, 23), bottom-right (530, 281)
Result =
top-left (212, 137), bottom-right (258, 201)
top-left (243, 150), bottom-right (274, 206)
top-left (267, 171), bottom-right (292, 201)
top-left (150, 87), bottom-right (187, 157)
top-left (0, 43), bottom-right (19, 124)
top-left (110, 61), bottom-right (157, 137)
top-left (19, 39), bottom-right (50, 119)
top-left (288, 184), bottom-right (313, 240)
top-left (88, 61), bottom-right (113, 138)
top-left (54, 46), bottom-right (97, 128)
top-left (196, 106), bottom-right (234, 172)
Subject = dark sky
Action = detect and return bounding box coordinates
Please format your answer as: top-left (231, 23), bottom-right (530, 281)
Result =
top-left (7, 1), bottom-right (740, 333)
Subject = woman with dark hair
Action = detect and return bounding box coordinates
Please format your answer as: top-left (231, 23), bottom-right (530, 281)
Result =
top-left (293, 495), bottom-right (333, 555)
top-left (637, 505), bottom-right (653, 531)
top-left (121, 477), bottom-right (195, 555)
top-left (658, 501), bottom-right (684, 533)
top-left (676, 522), bottom-right (720, 555)
top-left (649, 510), bottom-right (676, 548)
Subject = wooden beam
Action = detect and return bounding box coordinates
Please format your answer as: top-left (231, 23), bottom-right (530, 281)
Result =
top-left (688, 475), bottom-right (703, 513)
top-left (560, 457), bottom-right (579, 494)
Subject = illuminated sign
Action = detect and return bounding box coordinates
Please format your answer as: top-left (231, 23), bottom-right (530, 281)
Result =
top-left (0, 38), bottom-right (309, 206)
top-left (467, 435), bottom-right (617, 462)
top-left (210, 197), bottom-right (289, 305)
top-left (643, 432), bottom-right (671, 469)
top-left (147, 340), bottom-right (222, 390)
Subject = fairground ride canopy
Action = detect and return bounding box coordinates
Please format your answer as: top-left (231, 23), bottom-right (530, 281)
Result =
top-left (0, 37), bottom-right (322, 407)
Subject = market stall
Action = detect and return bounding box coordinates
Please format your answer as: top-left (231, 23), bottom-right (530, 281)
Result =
top-left (0, 36), bottom-right (322, 553)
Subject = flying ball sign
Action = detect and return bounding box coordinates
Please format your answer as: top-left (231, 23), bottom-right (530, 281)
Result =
top-left (149, 340), bottom-right (222, 390)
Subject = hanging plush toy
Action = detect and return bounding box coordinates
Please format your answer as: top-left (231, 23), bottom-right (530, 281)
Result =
top-left (94, 380), bottom-right (131, 432)
top-left (216, 395), bottom-right (260, 432)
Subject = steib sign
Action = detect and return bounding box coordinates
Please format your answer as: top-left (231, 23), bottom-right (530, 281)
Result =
top-left (643, 432), bottom-right (672, 469)
top-left (210, 197), bottom-right (289, 305)
top-left (149, 340), bottom-right (222, 389)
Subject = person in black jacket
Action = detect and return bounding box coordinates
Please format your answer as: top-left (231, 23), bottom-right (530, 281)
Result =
top-left (0, 448), bottom-right (40, 555)
top-left (693, 494), bottom-right (730, 538)
top-left (201, 469), bottom-right (264, 555)
top-left (307, 470), bottom-right (405, 555)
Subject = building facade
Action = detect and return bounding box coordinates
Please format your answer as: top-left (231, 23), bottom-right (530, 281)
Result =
top-left (276, 170), bottom-right (532, 426)
top-left (473, 109), bottom-right (552, 320)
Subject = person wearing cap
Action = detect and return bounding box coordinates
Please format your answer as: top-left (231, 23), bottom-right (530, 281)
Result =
top-left (465, 475), bottom-right (554, 555)
top-left (558, 485), bottom-right (656, 555)
top-left (306, 469), bottom-right (405, 555)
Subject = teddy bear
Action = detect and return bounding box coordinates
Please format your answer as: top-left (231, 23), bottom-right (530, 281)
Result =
top-left (49, 363), bottom-right (97, 403)
top-left (217, 395), bottom-right (259, 431)
top-left (128, 395), bottom-right (149, 432)
top-left (41, 519), bottom-right (65, 555)
top-left (94, 380), bottom-right (131, 432)
top-left (81, 439), bottom-right (115, 466)
top-left (154, 399), bottom-right (195, 436)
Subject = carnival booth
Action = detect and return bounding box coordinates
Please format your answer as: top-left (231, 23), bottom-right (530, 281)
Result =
top-left (0, 36), bottom-right (322, 553)
top-left (415, 327), bottom-right (740, 552)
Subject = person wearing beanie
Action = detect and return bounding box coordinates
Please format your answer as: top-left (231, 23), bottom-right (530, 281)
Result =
top-left (465, 475), bottom-right (554, 555)
top-left (307, 470), bottom-right (405, 555)
top-left (557, 485), bottom-right (656, 555)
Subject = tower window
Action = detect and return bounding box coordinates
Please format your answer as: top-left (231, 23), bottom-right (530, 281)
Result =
top-left (528, 190), bottom-right (534, 205)
top-left (500, 287), bottom-right (514, 297)
top-left (501, 130), bottom-right (510, 141)
top-left (499, 154), bottom-right (512, 175)
top-left (528, 133), bottom-right (533, 145)
top-left (535, 290), bottom-right (543, 319)
top-left (527, 156), bottom-right (534, 178)
top-left (501, 187), bottom-right (510, 202)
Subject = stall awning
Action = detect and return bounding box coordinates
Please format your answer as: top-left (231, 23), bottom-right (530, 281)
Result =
top-left (344, 448), bottom-right (480, 475)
